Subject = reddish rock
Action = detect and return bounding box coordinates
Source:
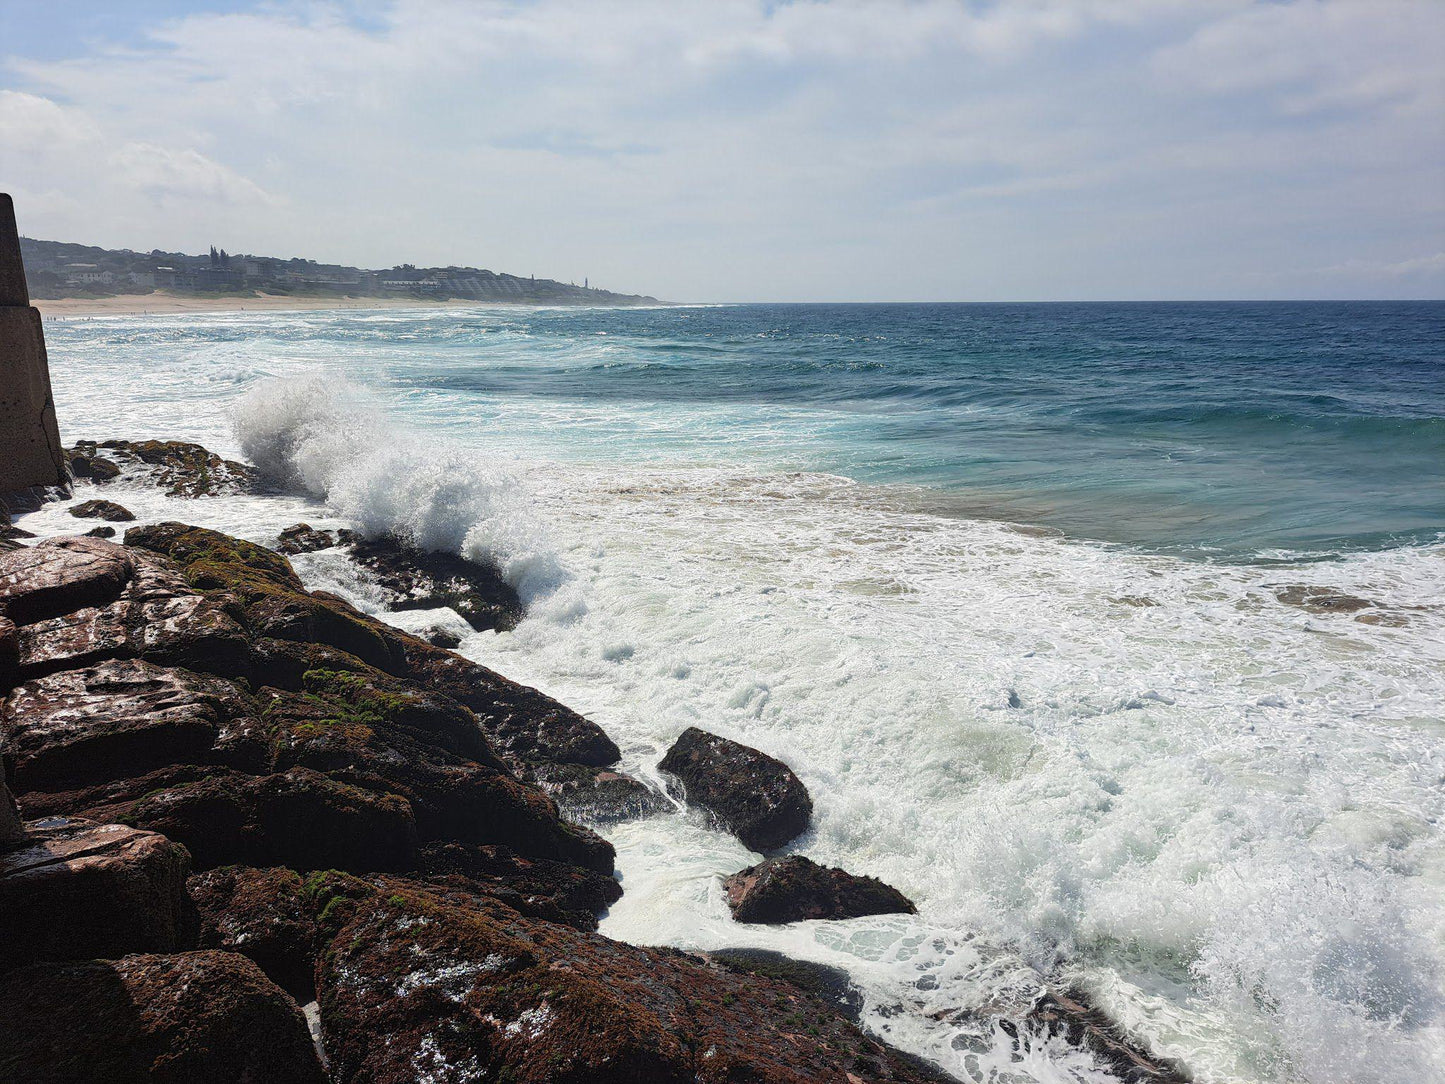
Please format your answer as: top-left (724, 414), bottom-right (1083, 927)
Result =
top-left (189, 865), bottom-right (319, 999)
top-left (314, 876), bottom-right (943, 1084)
top-left (0, 776), bottom-right (22, 846)
top-left (128, 766), bottom-right (417, 873)
top-left (0, 535), bottom-right (134, 625)
top-left (1, 659), bottom-right (248, 791)
top-left (0, 951), bottom-right (326, 1084)
top-left (400, 639), bottom-right (622, 769)
top-left (127, 522), bottom-right (405, 672)
top-left (417, 841), bottom-right (622, 931)
top-left (724, 855), bottom-right (916, 924)
top-left (0, 818), bottom-right (193, 972)
top-left (69, 498), bottom-right (135, 522)
top-left (659, 727), bottom-right (812, 852)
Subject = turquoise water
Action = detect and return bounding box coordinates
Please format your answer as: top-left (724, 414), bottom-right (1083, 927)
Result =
top-left (35, 301), bottom-right (1445, 1083)
top-left (49, 301), bottom-right (1445, 556)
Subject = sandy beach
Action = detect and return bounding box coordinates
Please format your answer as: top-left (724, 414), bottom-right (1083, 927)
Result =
top-left (33, 292), bottom-right (484, 318)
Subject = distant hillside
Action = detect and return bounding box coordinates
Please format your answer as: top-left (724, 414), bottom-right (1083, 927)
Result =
top-left (19, 237), bottom-right (658, 306)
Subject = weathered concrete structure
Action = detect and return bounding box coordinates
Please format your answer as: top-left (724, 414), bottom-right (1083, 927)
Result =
top-left (0, 194), bottom-right (66, 496)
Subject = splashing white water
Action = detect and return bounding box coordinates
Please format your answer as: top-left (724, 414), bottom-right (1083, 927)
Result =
top-left (27, 313), bottom-right (1445, 1083)
top-left (231, 375), bottom-right (565, 601)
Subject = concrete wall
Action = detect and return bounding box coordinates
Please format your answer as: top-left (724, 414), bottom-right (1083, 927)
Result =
top-left (0, 194), bottom-right (66, 495)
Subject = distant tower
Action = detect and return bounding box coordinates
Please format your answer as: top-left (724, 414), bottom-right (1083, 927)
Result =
top-left (585, 277), bottom-right (588, 289)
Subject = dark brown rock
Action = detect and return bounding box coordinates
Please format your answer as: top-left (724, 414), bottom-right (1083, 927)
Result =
top-left (126, 522), bottom-right (405, 672)
top-left (0, 614), bottom-right (16, 691)
top-left (69, 498), bottom-right (135, 522)
top-left (68, 438), bottom-right (261, 497)
top-left (276, 522), bottom-right (339, 555)
top-left (532, 760), bottom-right (666, 823)
top-left (189, 865), bottom-right (319, 999)
top-left (85, 524), bottom-right (116, 538)
top-left (1, 659), bottom-right (249, 791)
top-left (417, 840), bottom-right (622, 931)
top-left (0, 775), bottom-right (22, 846)
top-left (0, 535), bottom-right (134, 625)
top-left (659, 726), bottom-right (812, 852)
top-left (0, 818), bottom-right (193, 972)
top-left (1022, 988), bottom-right (1188, 1083)
top-left (127, 766), bottom-right (418, 873)
top-left (0, 950), bottom-right (326, 1084)
top-left (724, 855), bottom-right (916, 924)
top-left (347, 533), bottom-right (524, 633)
top-left (313, 875), bottom-right (941, 1084)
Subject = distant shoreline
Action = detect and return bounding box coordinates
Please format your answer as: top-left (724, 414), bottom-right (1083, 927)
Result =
top-left (31, 292), bottom-right (630, 317)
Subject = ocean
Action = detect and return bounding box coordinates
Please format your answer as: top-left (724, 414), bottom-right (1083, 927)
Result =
top-left (22, 301), bottom-right (1445, 1082)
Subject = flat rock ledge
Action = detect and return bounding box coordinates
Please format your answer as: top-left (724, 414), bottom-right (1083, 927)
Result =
top-left (725, 855), bottom-right (916, 924)
top-left (0, 527), bottom-right (949, 1083)
top-left (659, 725), bottom-right (813, 852)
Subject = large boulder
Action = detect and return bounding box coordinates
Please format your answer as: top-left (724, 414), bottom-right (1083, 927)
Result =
top-left (125, 766), bottom-right (418, 873)
top-left (724, 855), bottom-right (916, 924)
top-left (659, 727), bottom-right (812, 852)
top-left (0, 818), bottom-right (193, 972)
top-left (1, 659), bottom-right (250, 791)
top-left (189, 865), bottom-right (319, 1000)
top-left (0, 951), bottom-right (326, 1084)
top-left (0, 535), bottom-right (133, 625)
top-left (312, 875), bottom-right (943, 1084)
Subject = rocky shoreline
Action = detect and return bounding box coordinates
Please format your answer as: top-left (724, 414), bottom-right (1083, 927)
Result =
top-left (1, 439), bottom-right (1186, 1083)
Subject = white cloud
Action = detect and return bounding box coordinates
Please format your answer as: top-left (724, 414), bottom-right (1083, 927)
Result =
top-left (1, 0), bottom-right (1441, 299)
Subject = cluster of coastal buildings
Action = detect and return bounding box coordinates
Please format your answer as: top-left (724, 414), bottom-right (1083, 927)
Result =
top-left (19, 236), bottom-right (650, 305)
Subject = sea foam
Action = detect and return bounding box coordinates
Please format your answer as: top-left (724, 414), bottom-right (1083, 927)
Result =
top-left (231, 375), bottom-right (565, 602)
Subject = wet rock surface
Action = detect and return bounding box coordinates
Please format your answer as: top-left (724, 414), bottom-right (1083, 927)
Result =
top-left (724, 855), bottom-right (917, 924)
top-left (189, 865), bottom-right (319, 999)
top-left (69, 498), bottom-right (134, 521)
top-left (67, 439), bottom-right (261, 498)
top-left (0, 818), bottom-right (194, 972)
top-left (659, 726), bottom-right (813, 851)
top-left (0, 951), bottom-right (326, 1084)
top-left (0, 535), bottom-right (134, 625)
top-left (1021, 989), bottom-right (1188, 1083)
top-left (348, 534), bottom-right (524, 633)
top-left (312, 874), bottom-right (942, 1084)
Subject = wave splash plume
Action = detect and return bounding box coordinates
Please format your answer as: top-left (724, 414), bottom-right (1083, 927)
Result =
top-left (232, 375), bottom-right (564, 602)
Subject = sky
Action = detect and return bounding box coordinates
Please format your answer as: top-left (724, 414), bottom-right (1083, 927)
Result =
top-left (1, 0), bottom-right (1442, 302)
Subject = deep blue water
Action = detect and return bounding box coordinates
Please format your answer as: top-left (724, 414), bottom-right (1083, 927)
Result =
top-left (48, 300), bottom-right (1445, 556)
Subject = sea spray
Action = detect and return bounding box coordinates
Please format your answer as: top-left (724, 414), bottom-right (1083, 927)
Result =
top-left (231, 375), bottom-right (566, 602)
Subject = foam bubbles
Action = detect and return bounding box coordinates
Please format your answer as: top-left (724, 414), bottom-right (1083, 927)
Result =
top-left (231, 375), bottom-right (564, 600)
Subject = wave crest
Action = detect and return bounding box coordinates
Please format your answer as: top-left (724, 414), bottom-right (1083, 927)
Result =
top-left (231, 375), bottom-right (564, 602)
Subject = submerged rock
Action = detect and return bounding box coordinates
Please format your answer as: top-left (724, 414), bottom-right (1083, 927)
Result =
top-left (659, 726), bottom-right (812, 852)
top-left (1021, 988), bottom-right (1188, 1083)
top-left (69, 498), bottom-right (134, 522)
top-left (724, 855), bottom-right (916, 924)
top-left (1275, 584), bottom-right (1374, 614)
top-left (531, 761), bottom-right (667, 823)
top-left (0, 818), bottom-right (194, 972)
top-left (0, 951), bottom-right (326, 1084)
top-left (84, 525), bottom-right (115, 538)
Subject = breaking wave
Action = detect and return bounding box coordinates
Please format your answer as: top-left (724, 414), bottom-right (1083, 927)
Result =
top-left (231, 375), bottom-right (565, 602)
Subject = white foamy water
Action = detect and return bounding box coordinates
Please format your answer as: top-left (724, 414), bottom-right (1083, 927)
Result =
top-left (20, 309), bottom-right (1445, 1083)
